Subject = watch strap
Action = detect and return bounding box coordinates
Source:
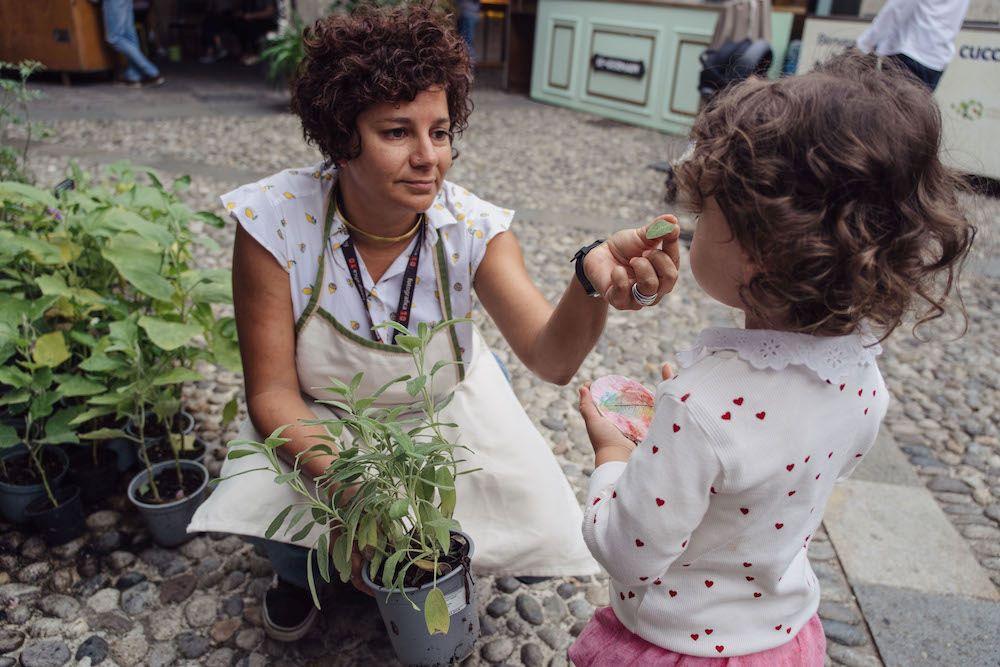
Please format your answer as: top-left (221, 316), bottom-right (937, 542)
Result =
top-left (572, 239), bottom-right (605, 297)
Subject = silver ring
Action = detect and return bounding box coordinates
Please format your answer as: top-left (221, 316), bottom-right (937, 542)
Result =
top-left (631, 282), bottom-right (657, 306)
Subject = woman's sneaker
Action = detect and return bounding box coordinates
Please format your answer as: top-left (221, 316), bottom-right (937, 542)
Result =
top-left (262, 578), bottom-right (319, 642)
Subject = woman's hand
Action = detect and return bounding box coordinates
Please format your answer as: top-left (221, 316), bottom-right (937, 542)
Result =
top-left (583, 214), bottom-right (681, 310)
top-left (578, 384), bottom-right (637, 466)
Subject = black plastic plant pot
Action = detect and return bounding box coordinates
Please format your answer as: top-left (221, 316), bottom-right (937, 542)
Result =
top-left (67, 446), bottom-right (120, 505)
top-left (0, 446), bottom-right (70, 524)
top-left (25, 485), bottom-right (86, 546)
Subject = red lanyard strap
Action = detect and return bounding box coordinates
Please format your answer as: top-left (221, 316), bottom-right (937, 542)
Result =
top-left (340, 222), bottom-right (425, 345)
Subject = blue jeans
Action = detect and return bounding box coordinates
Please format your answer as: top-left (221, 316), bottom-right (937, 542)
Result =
top-left (250, 537), bottom-right (338, 595)
top-left (891, 54), bottom-right (943, 92)
top-left (102, 0), bottom-right (159, 82)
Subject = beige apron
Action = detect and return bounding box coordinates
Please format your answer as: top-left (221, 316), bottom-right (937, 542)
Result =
top-left (189, 209), bottom-right (599, 577)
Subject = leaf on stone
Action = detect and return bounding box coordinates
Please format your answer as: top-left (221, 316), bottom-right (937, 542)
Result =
top-left (645, 219), bottom-right (676, 240)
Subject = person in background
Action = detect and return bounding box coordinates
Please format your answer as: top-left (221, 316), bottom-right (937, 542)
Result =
top-left (101, 0), bottom-right (165, 87)
top-left (199, 0), bottom-right (235, 64)
top-left (456, 0), bottom-right (480, 63)
top-left (235, 0), bottom-right (279, 66)
top-left (855, 0), bottom-right (971, 91)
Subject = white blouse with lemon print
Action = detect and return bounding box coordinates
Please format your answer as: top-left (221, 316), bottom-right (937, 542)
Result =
top-left (222, 162), bottom-right (513, 364)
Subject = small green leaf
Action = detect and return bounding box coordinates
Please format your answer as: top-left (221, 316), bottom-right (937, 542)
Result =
top-left (265, 506), bottom-right (293, 539)
top-left (57, 375), bottom-right (106, 397)
top-left (395, 335), bottom-right (421, 352)
top-left (138, 316), bottom-right (203, 351)
top-left (388, 498), bottom-right (409, 520)
top-left (382, 549), bottom-right (406, 589)
top-left (33, 331), bottom-right (70, 367)
top-left (331, 532), bottom-right (352, 583)
top-left (151, 367), bottom-right (203, 386)
top-left (0, 425), bottom-right (21, 448)
top-left (316, 531), bottom-right (331, 583)
top-left (645, 219), bottom-right (677, 240)
top-left (424, 587), bottom-right (450, 635)
top-left (222, 398), bottom-right (238, 426)
top-left (406, 376), bottom-right (426, 397)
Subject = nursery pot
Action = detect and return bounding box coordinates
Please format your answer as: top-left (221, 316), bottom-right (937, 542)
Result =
top-left (140, 435), bottom-right (207, 466)
top-left (67, 445), bottom-right (120, 505)
top-left (0, 446), bottom-right (69, 524)
top-left (25, 484), bottom-right (86, 546)
top-left (126, 410), bottom-right (196, 471)
top-left (362, 532), bottom-right (479, 667)
top-left (127, 459), bottom-right (209, 547)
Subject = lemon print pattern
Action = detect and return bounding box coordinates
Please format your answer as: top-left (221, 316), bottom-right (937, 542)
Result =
top-left (350, 320), bottom-right (360, 331)
top-left (277, 228), bottom-right (285, 240)
top-left (303, 286), bottom-right (313, 296)
top-left (283, 192), bottom-right (296, 199)
top-left (328, 282), bottom-right (337, 293)
top-left (226, 201), bottom-right (236, 211)
top-left (306, 213), bottom-right (317, 224)
top-left (244, 207), bottom-right (256, 220)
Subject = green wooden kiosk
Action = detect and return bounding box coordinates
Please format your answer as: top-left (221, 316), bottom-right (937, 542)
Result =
top-left (529, 0), bottom-right (794, 135)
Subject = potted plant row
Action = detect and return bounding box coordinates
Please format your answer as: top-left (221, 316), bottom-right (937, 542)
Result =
top-left (0, 161), bottom-right (240, 546)
top-left (224, 320), bottom-right (479, 666)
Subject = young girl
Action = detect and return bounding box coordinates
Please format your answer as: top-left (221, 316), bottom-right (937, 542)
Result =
top-left (570, 52), bottom-right (974, 665)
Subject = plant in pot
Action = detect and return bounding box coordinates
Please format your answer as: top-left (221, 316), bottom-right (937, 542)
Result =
top-left (224, 319), bottom-right (478, 666)
top-left (55, 164), bottom-right (240, 546)
top-left (0, 306), bottom-right (84, 544)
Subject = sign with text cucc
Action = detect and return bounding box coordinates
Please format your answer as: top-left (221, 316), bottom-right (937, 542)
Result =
top-left (797, 17), bottom-right (1000, 179)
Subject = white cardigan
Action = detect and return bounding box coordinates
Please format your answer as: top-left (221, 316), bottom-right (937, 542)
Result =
top-left (582, 328), bottom-right (888, 657)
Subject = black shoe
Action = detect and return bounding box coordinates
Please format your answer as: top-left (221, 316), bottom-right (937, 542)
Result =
top-left (263, 578), bottom-right (319, 642)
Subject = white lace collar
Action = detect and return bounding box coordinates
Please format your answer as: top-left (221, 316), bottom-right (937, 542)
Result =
top-left (675, 327), bottom-right (882, 383)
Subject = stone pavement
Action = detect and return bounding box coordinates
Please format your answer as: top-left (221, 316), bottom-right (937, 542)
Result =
top-left (2, 65), bottom-right (998, 667)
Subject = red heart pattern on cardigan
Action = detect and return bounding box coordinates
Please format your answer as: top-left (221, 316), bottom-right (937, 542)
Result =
top-left (721, 412), bottom-right (732, 420)
top-left (673, 423), bottom-right (681, 432)
top-left (655, 498), bottom-right (665, 507)
top-left (733, 397), bottom-right (744, 406)
top-left (756, 411), bottom-right (766, 420)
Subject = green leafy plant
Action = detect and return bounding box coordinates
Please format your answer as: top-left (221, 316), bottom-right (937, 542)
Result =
top-left (224, 319), bottom-right (472, 634)
top-left (260, 12), bottom-right (306, 84)
top-left (0, 61), bottom-right (51, 184)
top-left (0, 163), bottom-right (240, 503)
top-left (0, 299), bottom-right (82, 506)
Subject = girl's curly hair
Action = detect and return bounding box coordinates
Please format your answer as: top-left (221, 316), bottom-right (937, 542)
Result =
top-left (675, 51), bottom-right (975, 339)
top-left (290, 3), bottom-right (472, 163)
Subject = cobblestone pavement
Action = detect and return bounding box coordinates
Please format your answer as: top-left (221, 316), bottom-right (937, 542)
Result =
top-left (2, 78), bottom-right (996, 666)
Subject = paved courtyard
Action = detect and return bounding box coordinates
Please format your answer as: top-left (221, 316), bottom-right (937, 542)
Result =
top-left (1, 65), bottom-right (998, 667)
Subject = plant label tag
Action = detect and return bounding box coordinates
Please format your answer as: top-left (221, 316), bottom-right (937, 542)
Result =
top-left (444, 586), bottom-right (467, 616)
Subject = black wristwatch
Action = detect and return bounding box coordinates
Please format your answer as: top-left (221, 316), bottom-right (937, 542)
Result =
top-left (572, 240), bottom-right (605, 297)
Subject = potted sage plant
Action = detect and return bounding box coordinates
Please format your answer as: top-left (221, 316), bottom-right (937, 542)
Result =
top-left (224, 319), bottom-right (479, 666)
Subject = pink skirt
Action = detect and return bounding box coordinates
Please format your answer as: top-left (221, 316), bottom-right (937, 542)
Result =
top-left (568, 608), bottom-right (826, 667)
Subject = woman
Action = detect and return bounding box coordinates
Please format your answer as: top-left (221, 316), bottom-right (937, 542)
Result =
top-left (188, 4), bottom-right (681, 641)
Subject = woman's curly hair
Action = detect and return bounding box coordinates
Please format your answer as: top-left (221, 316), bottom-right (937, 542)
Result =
top-left (290, 3), bottom-right (472, 163)
top-left (675, 50), bottom-right (975, 339)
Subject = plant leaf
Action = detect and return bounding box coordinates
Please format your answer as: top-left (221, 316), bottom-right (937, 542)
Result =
top-left (388, 498), bottom-right (409, 520)
top-left (316, 531), bottom-right (331, 583)
top-left (265, 506), bottom-right (293, 539)
top-left (57, 375), bottom-right (106, 397)
top-left (138, 316), bottom-right (203, 351)
top-left (151, 367), bottom-right (203, 386)
top-left (424, 587), bottom-right (450, 635)
top-left (33, 331), bottom-right (70, 367)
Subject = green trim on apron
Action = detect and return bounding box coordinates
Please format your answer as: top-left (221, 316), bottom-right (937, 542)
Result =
top-left (435, 240), bottom-right (466, 382)
top-left (294, 190), bottom-right (464, 372)
top-left (316, 307), bottom-right (407, 353)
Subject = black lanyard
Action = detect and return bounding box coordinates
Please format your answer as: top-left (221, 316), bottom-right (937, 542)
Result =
top-left (340, 222), bottom-right (425, 345)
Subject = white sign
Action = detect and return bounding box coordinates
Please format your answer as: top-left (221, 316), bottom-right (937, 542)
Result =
top-left (797, 17), bottom-right (1000, 179)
